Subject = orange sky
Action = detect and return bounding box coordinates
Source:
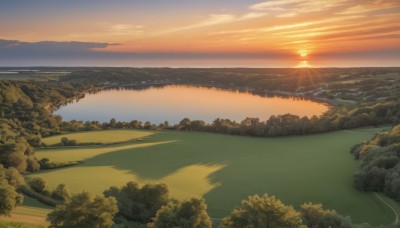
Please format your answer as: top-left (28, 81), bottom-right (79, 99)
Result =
top-left (0, 0), bottom-right (399, 67)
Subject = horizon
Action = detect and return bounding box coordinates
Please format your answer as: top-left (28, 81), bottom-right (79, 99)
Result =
top-left (1, 65), bottom-right (400, 69)
top-left (1, 0), bottom-right (399, 67)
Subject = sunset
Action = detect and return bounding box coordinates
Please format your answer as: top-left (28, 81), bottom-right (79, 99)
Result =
top-left (0, 0), bottom-right (399, 67)
top-left (1, 1), bottom-right (400, 227)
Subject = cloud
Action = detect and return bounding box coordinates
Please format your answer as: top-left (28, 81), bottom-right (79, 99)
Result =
top-left (277, 13), bottom-right (298, 17)
top-left (0, 39), bottom-right (118, 59)
top-left (166, 12), bottom-right (267, 33)
top-left (68, 23), bottom-right (145, 39)
top-left (250, 0), bottom-right (400, 18)
top-left (189, 14), bottom-right (236, 28)
top-left (0, 40), bottom-right (113, 50)
top-left (250, 0), bottom-right (307, 10)
top-left (241, 12), bottom-right (269, 20)
top-left (0, 40), bottom-right (20, 48)
top-left (339, 0), bottom-right (400, 14)
top-left (211, 14), bottom-right (362, 37)
top-left (108, 24), bottom-right (145, 36)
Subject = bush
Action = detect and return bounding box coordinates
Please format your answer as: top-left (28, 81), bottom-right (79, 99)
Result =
top-left (18, 185), bottom-right (60, 207)
top-left (103, 182), bottom-right (169, 224)
top-left (26, 156), bottom-right (41, 172)
top-left (39, 158), bottom-right (79, 170)
top-left (319, 213), bottom-right (352, 228)
top-left (220, 194), bottom-right (303, 228)
top-left (60, 137), bottom-right (78, 146)
top-left (47, 192), bottom-right (118, 228)
top-left (51, 184), bottom-right (71, 201)
top-left (0, 183), bottom-right (23, 215)
top-left (29, 177), bottom-right (51, 196)
top-left (149, 198), bottom-right (212, 228)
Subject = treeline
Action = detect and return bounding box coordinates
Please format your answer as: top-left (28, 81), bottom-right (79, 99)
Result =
top-left (19, 177), bottom-right (69, 206)
top-left (351, 124), bottom-right (400, 201)
top-left (44, 181), bottom-right (355, 228)
top-left (63, 67), bottom-right (399, 93)
top-left (56, 98), bottom-right (400, 138)
top-left (0, 80), bottom-right (93, 173)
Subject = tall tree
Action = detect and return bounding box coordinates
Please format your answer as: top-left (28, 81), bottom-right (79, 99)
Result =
top-left (0, 165), bottom-right (24, 215)
top-left (149, 198), bottom-right (212, 228)
top-left (221, 194), bottom-right (304, 228)
top-left (300, 202), bottom-right (335, 228)
top-left (47, 192), bottom-right (118, 228)
top-left (103, 182), bottom-right (169, 224)
top-left (0, 183), bottom-right (23, 215)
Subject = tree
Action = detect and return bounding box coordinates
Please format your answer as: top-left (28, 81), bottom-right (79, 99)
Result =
top-left (7, 151), bottom-right (27, 173)
top-left (0, 165), bottom-right (24, 216)
top-left (129, 120), bottom-right (140, 129)
top-left (5, 167), bottom-right (25, 188)
top-left (318, 213), bottom-right (352, 228)
top-left (384, 164), bottom-right (400, 200)
top-left (0, 183), bottom-right (23, 215)
top-left (300, 202), bottom-right (352, 228)
top-left (300, 202), bottom-right (335, 228)
top-left (149, 198), bottom-right (212, 228)
top-left (61, 137), bottom-right (77, 146)
top-left (29, 177), bottom-right (50, 195)
top-left (220, 194), bottom-right (304, 228)
top-left (103, 182), bottom-right (169, 224)
top-left (178, 118), bottom-right (191, 130)
top-left (109, 118), bottom-right (117, 128)
top-left (26, 156), bottom-right (41, 172)
top-left (47, 192), bottom-right (118, 228)
top-left (51, 184), bottom-right (71, 201)
top-left (0, 142), bottom-right (28, 173)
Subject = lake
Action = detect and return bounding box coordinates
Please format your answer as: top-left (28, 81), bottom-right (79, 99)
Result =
top-left (54, 85), bottom-right (329, 124)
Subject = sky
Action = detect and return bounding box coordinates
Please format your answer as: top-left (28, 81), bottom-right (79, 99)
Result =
top-left (0, 0), bottom-right (399, 67)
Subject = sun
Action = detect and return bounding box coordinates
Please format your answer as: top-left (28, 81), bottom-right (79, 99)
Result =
top-left (299, 50), bottom-right (308, 57)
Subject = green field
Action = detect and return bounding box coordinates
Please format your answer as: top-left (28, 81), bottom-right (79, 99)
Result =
top-left (0, 202), bottom-right (50, 228)
top-left (42, 130), bottom-right (153, 146)
top-left (30, 127), bottom-right (398, 226)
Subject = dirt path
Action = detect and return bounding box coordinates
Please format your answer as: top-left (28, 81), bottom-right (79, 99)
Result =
top-left (375, 193), bottom-right (399, 225)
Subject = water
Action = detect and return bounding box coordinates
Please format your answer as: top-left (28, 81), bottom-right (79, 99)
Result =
top-left (55, 85), bottom-right (329, 124)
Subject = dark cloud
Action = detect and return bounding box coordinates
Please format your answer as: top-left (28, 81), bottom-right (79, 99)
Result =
top-left (0, 39), bottom-right (118, 58)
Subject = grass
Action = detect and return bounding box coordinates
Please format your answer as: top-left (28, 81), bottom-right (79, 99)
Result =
top-left (376, 194), bottom-right (400, 227)
top-left (22, 195), bottom-right (53, 210)
top-left (0, 220), bottom-right (45, 228)
top-left (42, 130), bottom-right (153, 146)
top-left (0, 205), bottom-right (50, 228)
top-left (0, 196), bottom-right (51, 227)
top-left (30, 127), bottom-right (398, 226)
top-left (12, 206), bottom-right (50, 218)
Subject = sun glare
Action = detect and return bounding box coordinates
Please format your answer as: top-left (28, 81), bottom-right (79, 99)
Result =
top-left (296, 60), bottom-right (312, 68)
top-left (299, 50), bottom-right (308, 57)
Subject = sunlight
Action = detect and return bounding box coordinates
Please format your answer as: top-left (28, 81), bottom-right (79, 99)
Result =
top-left (295, 60), bottom-right (312, 68)
top-left (160, 164), bottom-right (226, 199)
top-left (298, 50), bottom-right (308, 57)
top-left (29, 163), bottom-right (226, 200)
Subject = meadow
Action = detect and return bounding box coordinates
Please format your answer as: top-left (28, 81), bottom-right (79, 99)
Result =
top-left (30, 127), bottom-right (398, 226)
top-left (42, 130), bottom-right (153, 146)
top-left (0, 202), bottom-right (50, 227)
